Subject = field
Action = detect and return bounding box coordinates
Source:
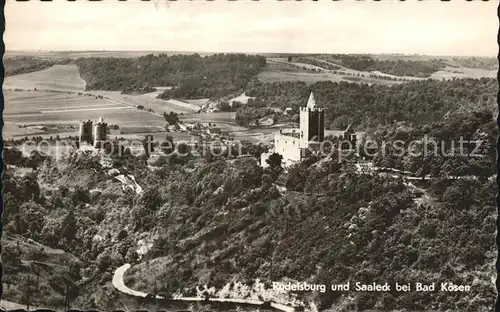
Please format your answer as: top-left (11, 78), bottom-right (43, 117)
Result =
top-left (4, 64), bottom-right (86, 92)
top-left (180, 112), bottom-right (237, 124)
top-left (7, 54), bottom-right (492, 144)
top-left (4, 90), bottom-right (165, 138)
top-left (185, 98), bottom-right (210, 106)
top-left (430, 66), bottom-right (497, 79)
top-left (2, 63), bottom-right (202, 139)
top-left (86, 90), bottom-right (201, 114)
top-left (258, 61), bottom-right (401, 85)
top-left (262, 57), bottom-right (497, 84)
top-left (180, 112), bottom-right (244, 132)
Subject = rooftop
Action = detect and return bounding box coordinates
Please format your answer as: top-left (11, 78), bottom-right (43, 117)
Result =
top-left (307, 92), bottom-right (316, 109)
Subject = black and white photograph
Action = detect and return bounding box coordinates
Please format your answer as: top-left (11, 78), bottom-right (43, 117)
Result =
top-left (1, 1), bottom-right (498, 311)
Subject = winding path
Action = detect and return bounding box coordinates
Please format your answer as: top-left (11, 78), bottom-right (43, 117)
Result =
top-left (112, 264), bottom-right (295, 312)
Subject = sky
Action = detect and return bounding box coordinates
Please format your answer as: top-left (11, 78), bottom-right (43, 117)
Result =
top-left (5, 0), bottom-right (498, 57)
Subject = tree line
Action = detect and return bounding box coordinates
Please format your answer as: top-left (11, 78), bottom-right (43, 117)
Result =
top-left (4, 56), bottom-right (72, 76)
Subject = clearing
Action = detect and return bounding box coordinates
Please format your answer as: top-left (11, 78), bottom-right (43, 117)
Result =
top-left (229, 92), bottom-right (255, 105)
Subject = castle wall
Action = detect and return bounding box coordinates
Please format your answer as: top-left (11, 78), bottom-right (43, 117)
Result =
top-left (274, 133), bottom-right (302, 164)
top-left (299, 109), bottom-right (309, 148)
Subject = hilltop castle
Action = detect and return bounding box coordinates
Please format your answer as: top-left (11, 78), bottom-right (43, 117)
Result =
top-left (261, 92), bottom-right (357, 167)
top-left (79, 116), bottom-right (108, 148)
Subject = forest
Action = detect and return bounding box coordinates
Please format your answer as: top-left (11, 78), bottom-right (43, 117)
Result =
top-left (367, 107), bottom-right (496, 180)
top-left (2, 123), bottom-right (495, 311)
top-left (75, 53), bottom-right (267, 98)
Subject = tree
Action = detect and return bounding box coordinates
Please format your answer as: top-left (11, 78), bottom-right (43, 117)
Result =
top-left (97, 253), bottom-right (112, 272)
top-left (19, 201), bottom-right (45, 239)
top-left (69, 260), bottom-right (82, 281)
top-left (21, 276), bottom-right (35, 310)
top-left (159, 135), bottom-right (175, 154)
top-left (61, 211), bottom-right (78, 243)
top-left (21, 173), bottom-right (40, 201)
top-left (72, 187), bottom-right (90, 204)
top-left (163, 111), bottom-right (180, 125)
top-left (288, 56), bottom-right (292, 62)
top-left (117, 229), bottom-right (128, 240)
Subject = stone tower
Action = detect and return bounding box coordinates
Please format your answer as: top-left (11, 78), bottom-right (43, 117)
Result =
top-left (79, 120), bottom-right (93, 146)
top-left (299, 92), bottom-right (325, 148)
top-left (93, 116), bottom-right (108, 149)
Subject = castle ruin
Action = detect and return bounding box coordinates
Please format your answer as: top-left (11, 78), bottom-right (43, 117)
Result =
top-left (78, 116), bottom-right (108, 148)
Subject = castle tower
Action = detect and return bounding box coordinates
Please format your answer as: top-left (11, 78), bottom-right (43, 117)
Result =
top-left (79, 120), bottom-right (93, 146)
top-left (93, 116), bottom-right (108, 149)
top-left (299, 92), bottom-right (324, 148)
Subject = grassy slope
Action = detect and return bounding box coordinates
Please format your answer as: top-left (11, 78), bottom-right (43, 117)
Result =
top-left (1, 234), bottom-right (82, 309)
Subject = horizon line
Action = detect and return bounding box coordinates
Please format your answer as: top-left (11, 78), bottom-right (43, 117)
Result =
top-left (5, 49), bottom-right (496, 58)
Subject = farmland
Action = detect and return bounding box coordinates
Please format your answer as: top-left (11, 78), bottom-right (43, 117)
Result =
top-left (5, 50), bottom-right (213, 59)
top-left (4, 90), bottom-right (165, 139)
top-left (180, 112), bottom-right (244, 133)
top-left (260, 56), bottom-right (497, 85)
top-left (430, 66), bottom-right (497, 80)
top-left (4, 64), bottom-right (86, 92)
top-left (4, 53), bottom-right (496, 144)
top-left (84, 90), bottom-right (201, 114)
top-left (2, 63), bottom-right (205, 139)
top-left (258, 60), bottom-right (403, 86)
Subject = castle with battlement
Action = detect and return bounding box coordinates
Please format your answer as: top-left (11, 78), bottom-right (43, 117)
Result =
top-left (79, 116), bottom-right (108, 148)
top-left (261, 92), bottom-right (357, 167)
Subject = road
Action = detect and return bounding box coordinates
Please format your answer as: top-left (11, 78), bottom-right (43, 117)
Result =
top-left (112, 264), bottom-right (295, 312)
